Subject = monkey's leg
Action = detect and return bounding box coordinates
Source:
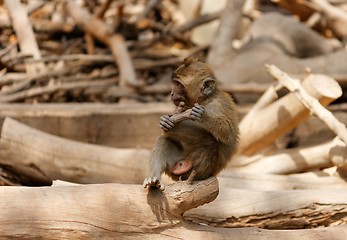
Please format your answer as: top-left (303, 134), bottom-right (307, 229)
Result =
top-left (186, 169), bottom-right (196, 184)
top-left (143, 137), bottom-right (182, 190)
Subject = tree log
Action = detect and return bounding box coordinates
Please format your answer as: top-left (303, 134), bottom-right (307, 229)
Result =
top-left (238, 73), bottom-right (341, 155)
top-left (4, 0), bottom-right (46, 77)
top-left (0, 117), bottom-right (151, 184)
top-left (142, 222), bottom-right (347, 240)
top-left (0, 178), bottom-right (219, 239)
top-left (219, 170), bottom-right (347, 190)
top-left (0, 103), bottom-right (171, 149)
top-left (185, 187), bottom-right (347, 229)
top-left (230, 140), bottom-right (333, 174)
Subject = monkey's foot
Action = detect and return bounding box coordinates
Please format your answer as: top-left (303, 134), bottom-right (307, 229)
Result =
top-left (143, 177), bottom-right (165, 191)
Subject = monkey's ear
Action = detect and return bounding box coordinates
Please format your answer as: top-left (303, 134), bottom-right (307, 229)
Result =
top-left (202, 78), bottom-right (215, 96)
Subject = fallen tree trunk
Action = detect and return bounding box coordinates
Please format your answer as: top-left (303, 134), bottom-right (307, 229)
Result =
top-left (185, 187), bottom-right (347, 229)
top-left (0, 178), bottom-right (219, 239)
top-left (218, 170), bottom-right (347, 190)
top-left (0, 103), bottom-right (170, 149)
top-left (143, 222), bottom-right (347, 240)
top-left (230, 139), bottom-right (333, 174)
top-left (0, 117), bottom-right (151, 184)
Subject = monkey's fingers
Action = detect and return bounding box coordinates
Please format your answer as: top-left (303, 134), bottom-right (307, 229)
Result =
top-left (160, 115), bottom-right (174, 130)
top-left (191, 107), bottom-right (204, 120)
top-left (160, 122), bottom-right (173, 131)
top-left (143, 177), bottom-right (165, 191)
top-left (156, 181), bottom-right (165, 191)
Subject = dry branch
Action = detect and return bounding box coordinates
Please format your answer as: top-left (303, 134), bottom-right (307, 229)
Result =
top-left (311, 0), bottom-right (347, 37)
top-left (0, 117), bottom-right (151, 184)
top-left (4, 0), bottom-right (46, 77)
top-left (219, 170), bottom-right (347, 190)
top-left (0, 178), bottom-right (219, 238)
top-left (64, 0), bottom-right (140, 87)
top-left (267, 64), bottom-right (347, 173)
top-left (230, 140), bottom-right (333, 174)
top-left (207, 0), bottom-right (244, 66)
top-left (238, 72), bottom-right (342, 155)
top-left (185, 187), bottom-right (347, 229)
top-left (0, 78), bottom-right (116, 103)
top-left (0, 103), bottom-right (171, 149)
top-left (267, 64), bottom-right (347, 144)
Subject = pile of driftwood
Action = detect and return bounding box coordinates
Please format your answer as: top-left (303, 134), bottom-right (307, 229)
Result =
top-left (1, 0), bottom-right (347, 104)
top-left (1, 0), bottom-right (347, 239)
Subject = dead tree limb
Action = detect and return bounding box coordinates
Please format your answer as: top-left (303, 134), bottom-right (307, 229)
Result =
top-left (267, 64), bottom-right (347, 144)
top-left (64, 0), bottom-right (140, 87)
top-left (185, 187), bottom-right (347, 229)
top-left (238, 71), bottom-right (342, 156)
top-left (267, 64), bottom-right (347, 174)
top-left (4, 0), bottom-right (46, 77)
top-left (0, 103), bottom-right (170, 149)
top-left (230, 140), bottom-right (333, 174)
top-left (207, 0), bottom-right (244, 66)
top-left (0, 178), bottom-right (219, 238)
top-left (310, 0), bottom-right (347, 38)
top-left (219, 170), bottom-right (347, 190)
top-left (0, 117), bottom-right (151, 184)
top-left (144, 222), bottom-right (347, 240)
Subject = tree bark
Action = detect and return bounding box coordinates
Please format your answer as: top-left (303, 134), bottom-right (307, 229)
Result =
top-left (185, 187), bottom-right (347, 229)
top-left (0, 117), bottom-right (151, 184)
top-left (0, 103), bottom-right (171, 149)
top-left (238, 73), bottom-right (342, 155)
top-left (4, 0), bottom-right (46, 77)
top-left (64, 0), bottom-right (139, 87)
top-left (230, 140), bottom-right (333, 174)
top-left (0, 178), bottom-right (219, 239)
top-left (219, 170), bottom-right (347, 190)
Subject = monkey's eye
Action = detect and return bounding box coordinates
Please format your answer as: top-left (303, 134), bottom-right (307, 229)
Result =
top-left (172, 78), bottom-right (182, 86)
top-left (172, 78), bottom-right (180, 83)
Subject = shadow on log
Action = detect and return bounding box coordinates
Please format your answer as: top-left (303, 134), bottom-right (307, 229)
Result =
top-left (0, 178), bottom-right (218, 239)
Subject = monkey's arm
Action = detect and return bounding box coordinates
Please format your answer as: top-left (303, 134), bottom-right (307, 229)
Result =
top-left (160, 109), bottom-right (192, 131)
top-left (193, 103), bottom-right (238, 146)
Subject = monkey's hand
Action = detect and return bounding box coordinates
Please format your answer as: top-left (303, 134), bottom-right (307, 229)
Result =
top-left (160, 115), bottom-right (175, 131)
top-left (143, 177), bottom-right (165, 191)
top-left (190, 103), bottom-right (204, 121)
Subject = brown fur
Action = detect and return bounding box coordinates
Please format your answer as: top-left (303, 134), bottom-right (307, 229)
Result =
top-left (144, 58), bottom-right (239, 188)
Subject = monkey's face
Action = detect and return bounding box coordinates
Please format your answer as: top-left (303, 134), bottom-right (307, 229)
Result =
top-left (172, 57), bottom-right (217, 107)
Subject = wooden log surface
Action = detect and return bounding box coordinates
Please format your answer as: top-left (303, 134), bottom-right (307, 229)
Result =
top-left (0, 117), bottom-right (151, 184)
top-left (219, 170), bottom-right (347, 190)
top-left (238, 73), bottom-right (342, 155)
top-left (145, 223), bottom-right (347, 240)
top-left (4, 0), bottom-right (46, 77)
top-left (0, 102), bottom-right (248, 149)
top-left (0, 103), bottom-right (171, 149)
top-left (0, 178), bottom-right (219, 239)
top-left (229, 140), bottom-right (333, 174)
top-left (2, 115), bottom-right (342, 189)
top-left (185, 187), bottom-right (347, 229)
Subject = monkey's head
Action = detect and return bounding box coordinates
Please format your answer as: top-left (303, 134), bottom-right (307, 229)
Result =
top-left (171, 58), bottom-right (217, 108)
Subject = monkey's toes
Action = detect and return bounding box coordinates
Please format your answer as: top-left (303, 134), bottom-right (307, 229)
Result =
top-left (143, 177), bottom-right (165, 191)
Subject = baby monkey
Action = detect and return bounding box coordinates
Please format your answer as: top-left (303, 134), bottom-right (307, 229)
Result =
top-left (143, 58), bottom-right (239, 190)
